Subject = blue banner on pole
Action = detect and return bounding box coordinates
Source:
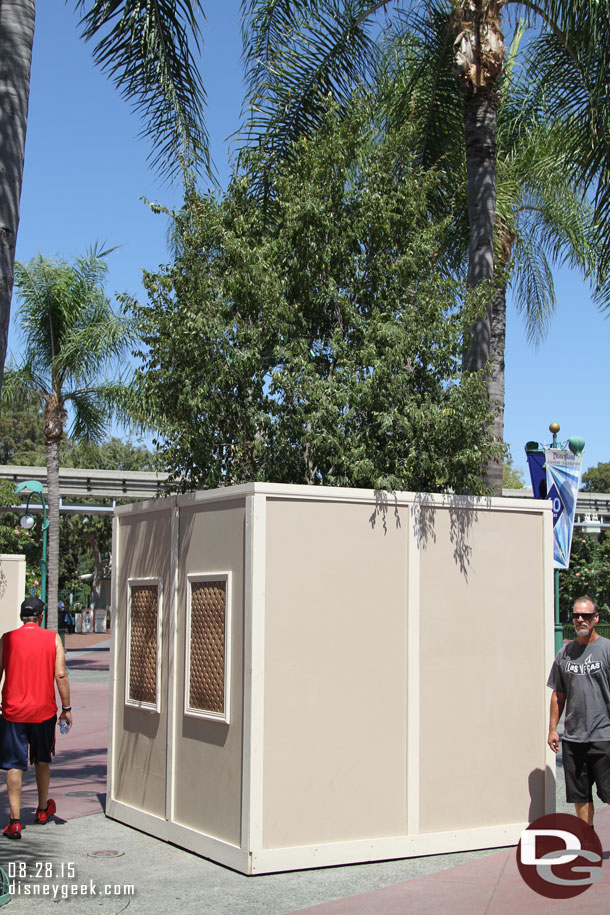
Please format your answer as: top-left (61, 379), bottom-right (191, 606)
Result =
top-left (526, 451), bottom-right (547, 500)
top-left (544, 449), bottom-right (583, 570)
top-left (526, 447), bottom-right (583, 569)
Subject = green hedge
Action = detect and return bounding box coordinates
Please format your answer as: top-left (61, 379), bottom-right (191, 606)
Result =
top-left (562, 622), bottom-right (610, 640)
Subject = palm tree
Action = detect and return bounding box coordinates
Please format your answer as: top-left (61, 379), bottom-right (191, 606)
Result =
top-left (240, 0), bottom-right (609, 489)
top-left (379, 13), bottom-right (607, 490)
top-left (242, 0), bottom-right (610, 279)
top-left (2, 247), bottom-right (134, 631)
top-left (0, 0), bottom-right (209, 400)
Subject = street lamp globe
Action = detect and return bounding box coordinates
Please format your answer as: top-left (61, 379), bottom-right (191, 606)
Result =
top-left (20, 515), bottom-right (35, 530)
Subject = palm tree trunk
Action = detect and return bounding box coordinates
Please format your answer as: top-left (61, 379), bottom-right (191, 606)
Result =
top-left (451, 1), bottom-right (503, 372)
top-left (45, 433), bottom-right (60, 632)
top-left (462, 83), bottom-right (498, 371)
top-left (0, 0), bottom-right (35, 399)
top-left (487, 281), bottom-right (506, 494)
top-left (44, 396), bottom-right (65, 632)
top-left (451, 2), bottom-right (504, 489)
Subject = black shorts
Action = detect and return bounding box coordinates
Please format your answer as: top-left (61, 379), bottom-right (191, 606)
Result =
top-left (0, 715), bottom-right (57, 770)
top-left (562, 739), bottom-right (610, 803)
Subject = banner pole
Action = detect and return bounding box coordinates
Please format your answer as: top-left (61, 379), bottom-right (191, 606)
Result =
top-left (549, 423), bottom-right (563, 655)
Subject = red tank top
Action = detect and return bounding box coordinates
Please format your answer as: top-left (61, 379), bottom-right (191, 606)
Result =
top-left (2, 624), bottom-right (57, 722)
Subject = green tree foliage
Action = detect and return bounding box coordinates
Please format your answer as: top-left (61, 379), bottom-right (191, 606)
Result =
top-left (0, 480), bottom-right (42, 591)
top-left (0, 393), bottom-right (44, 463)
top-left (59, 514), bottom-right (110, 609)
top-left (502, 453), bottom-right (524, 489)
top-left (131, 103), bottom-right (501, 493)
top-left (0, 430), bottom-right (158, 608)
top-left (1, 394), bottom-right (158, 470)
top-left (3, 435), bottom-right (161, 472)
top-left (60, 437), bottom-right (160, 472)
top-left (55, 437), bottom-right (160, 606)
top-left (581, 462), bottom-right (610, 493)
top-left (560, 534), bottom-right (610, 620)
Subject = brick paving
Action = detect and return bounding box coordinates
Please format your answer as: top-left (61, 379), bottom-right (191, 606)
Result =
top-left (65, 632), bottom-right (110, 650)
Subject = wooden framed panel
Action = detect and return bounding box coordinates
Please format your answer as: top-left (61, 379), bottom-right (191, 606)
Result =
top-left (185, 572), bottom-right (232, 723)
top-left (125, 577), bottom-right (162, 712)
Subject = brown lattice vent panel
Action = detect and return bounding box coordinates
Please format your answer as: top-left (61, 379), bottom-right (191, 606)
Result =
top-left (128, 585), bottom-right (159, 705)
top-left (189, 580), bottom-right (226, 714)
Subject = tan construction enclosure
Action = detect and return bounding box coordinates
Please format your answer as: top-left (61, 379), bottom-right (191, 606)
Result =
top-left (107, 483), bottom-right (556, 874)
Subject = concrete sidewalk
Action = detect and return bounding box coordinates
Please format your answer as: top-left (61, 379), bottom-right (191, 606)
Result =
top-left (0, 639), bottom-right (609, 913)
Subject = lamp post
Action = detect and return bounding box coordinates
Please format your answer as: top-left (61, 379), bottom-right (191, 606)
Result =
top-left (14, 480), bottom-right (48, 628)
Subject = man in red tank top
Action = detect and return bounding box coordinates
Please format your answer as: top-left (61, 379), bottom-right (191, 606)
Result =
top-left (0, 597), bottom-right (73, 839)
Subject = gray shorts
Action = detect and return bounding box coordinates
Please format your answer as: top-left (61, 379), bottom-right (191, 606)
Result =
top-left (562, 739), bottom-right (610, 803)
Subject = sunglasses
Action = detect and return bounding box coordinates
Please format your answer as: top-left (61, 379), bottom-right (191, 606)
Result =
top-left (572, 612), bottom-right (596, 621)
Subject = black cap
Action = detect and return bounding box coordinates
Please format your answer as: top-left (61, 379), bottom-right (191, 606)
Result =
top-left (20, 597), bottom-right (45, 620)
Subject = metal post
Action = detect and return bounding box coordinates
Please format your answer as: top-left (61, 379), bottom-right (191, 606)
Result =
top-left (40, 496), bottom-right (48, 628)
top-left (14, 480), bottom-right (49, 628)
top-left (549, 423), bottom-right (563, 654)
top-left (554, 568), bottom-right (562, 654)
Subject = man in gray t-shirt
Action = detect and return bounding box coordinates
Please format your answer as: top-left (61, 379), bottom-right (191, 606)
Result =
top-left (547, 596), bottom-right (610, 825)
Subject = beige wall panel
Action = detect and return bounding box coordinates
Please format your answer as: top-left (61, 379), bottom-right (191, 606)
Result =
top-left (263, 498), bottom-right (408, 849)
top-left (114, 511), bottom-right (172, 817)
top-left (173, 500), bottom-right (245, 846)
top-left (418, 507), bottom-right (547, 833)
top-left (0, 555), bottom-right (25, 634)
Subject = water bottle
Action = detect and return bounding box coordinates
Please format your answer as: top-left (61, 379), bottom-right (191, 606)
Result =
top-left (59, 718), bottom-right (69, 735)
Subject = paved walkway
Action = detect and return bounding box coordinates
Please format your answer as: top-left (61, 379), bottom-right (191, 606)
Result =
top-left (291, 815), bottom-right (610, 914)
top-left (0, 637), bottom-right (609, 913)
top-left (16, 636), bottom-right (109, 823)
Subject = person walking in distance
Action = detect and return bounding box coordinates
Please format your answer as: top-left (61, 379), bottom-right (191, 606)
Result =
top-left (0, 597), bottom-right (72, 839)
top-left (548, 596), bottom-right (610, 826)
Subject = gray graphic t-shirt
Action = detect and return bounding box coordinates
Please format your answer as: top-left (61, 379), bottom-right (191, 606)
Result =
top-left (547, 636), bottom-right (610, 741)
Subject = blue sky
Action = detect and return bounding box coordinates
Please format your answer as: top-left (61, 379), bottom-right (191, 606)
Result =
top-left (9, 2), bottom-right (610, 480)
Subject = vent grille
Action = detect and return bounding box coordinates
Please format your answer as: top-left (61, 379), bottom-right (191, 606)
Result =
top-left (128, 584), bottom-right (158, 706)
top-left (189, 580), bottom-right (226, 714)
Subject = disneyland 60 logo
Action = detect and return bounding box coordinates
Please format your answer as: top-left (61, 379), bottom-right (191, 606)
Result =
top-left (517, 813), bottom-right (603, 898)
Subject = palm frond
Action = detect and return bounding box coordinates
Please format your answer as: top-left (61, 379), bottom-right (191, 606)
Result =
top-left (13, 256), bottom-right (74, 372)
top-left (378, 2), bottom-right (459, 170)
top-left (374, 1), bottom-right (467, 266)
top-left (240, 0), bottom-right (378, 168)
top-left (507, 218), bottom-right (557, 343)
top-left (60, 313), bottom-right (136, 387)
top-left (75, 0), bottom-right (210, 181)
top-left (500, 115), bottom-right (604, 339)
top-left (1, 365), bottom-right (48, 404)
top-left (74, 242), bottom-right (114, 290)
top-left (526, 0), bottom-right (610, 270)
top-left (65, 389), bottom-right (111, 444)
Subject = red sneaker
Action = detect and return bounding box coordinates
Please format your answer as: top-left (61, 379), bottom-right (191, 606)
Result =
top-left (35, 799), bottom-right (56, 824)
top-left (3, 822), bottom-right (21, 840)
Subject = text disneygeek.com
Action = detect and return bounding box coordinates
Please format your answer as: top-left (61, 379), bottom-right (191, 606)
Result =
top-left (9, 881), bottom-right (135, 900)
